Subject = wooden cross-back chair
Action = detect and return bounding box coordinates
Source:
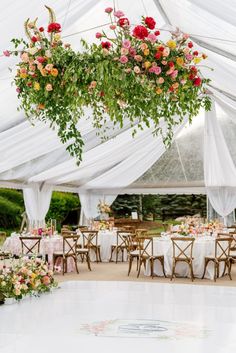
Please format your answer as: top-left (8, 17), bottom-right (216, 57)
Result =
top-left (81, 230), bottom-right (101, 263)
top-left (202, 237), bottom-right (232, 281)
top-left (0, 231), bottom-right (11, 260)
top-left (171, 237), bottom-right (195, 281)
top-left (110, 231), bottom-right (129, 263)
top-left (136, 236), bottom-right (165, 278)
top-left (53, 235), bottom-right (80, 275)
top-left (19, 236), bottom-right (42, 258)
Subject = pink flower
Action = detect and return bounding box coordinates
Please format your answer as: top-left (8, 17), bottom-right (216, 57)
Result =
top-left (105, 7), bottom-right (113, 13)
top-left (149, 66), bottom-right (161, 75)
top-left (158, 77), bottom-right (164, 84)
top-left (161, 60), bottom-right (167, 65)
top-left (96, 32), bottom-right (102, 39)
top-left (110, 25), bottom-right (116, 30)
top-left (186, 54), bottom-right (193, 61)
top-left (183, 33), bottom-right (189, 40)
top-left (162, 47), bottom-right (170, 57)
top-left (134, 66), bottom-right (141, 74)
top-left (166, 67), bottom-right (174, 75)
top-left (16, 87), bottom-right (21, 93)
top-left (147, 33), bottom-right (157, 43)
top-left (21, 52), bottom-right (29, 63)
top-left (45, 64), bottom-right (53, 71)
top-left (119, 55), bottom-right (128, 64)
top-left (134, 55), bottom-right (143, 62)
top-left (180, 78), bottom-right (187, 85)
top-left (121, 47), bottom-right (129, 55)
top-left (45, 83), bottom-right (53, 91)
top-left (170, 69), bottom-right (178, 79)
top-left (114, 10), bottom-right (125, 18)
top-left (3, 50), bottom-right (10, 57)
top-left (42, 276), bottom-right (51, 285)
top-left (122, 39), bottom-right (131, 49)
top-left (125, 68), bottom-right (132, 73)
top-left (129, 47), bottom-right (136, 57)
top-left (36, 56), bottom-right (45, 64)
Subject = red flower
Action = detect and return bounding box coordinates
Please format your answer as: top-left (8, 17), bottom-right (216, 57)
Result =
top-left (31, 36), bottom-right (38, 43)
top-left (47, 22), bottom-right (61, 33)
top-left (144, 17), bottom-right (156, 30)
top-left (100, 91), bottom-right (105, 97)
top-left (193, 77), bottom-right (202, 86)
top-left (133, 25), bottom-right (149, 39)
top-left (169, 86), bottom-right (174, 92)
top-left (39, 27), bottom-right (44, 32)
top-left (168, 61), bottom-right (174, 67)
top-left (155, 52), bottom-right (162, 60)
top-left (188, 73), bottom-right (195, 80)
top-left (101, 41), bottom-right (112, 49)
top-left (118, 18), bottom-right (130, 27)
top-left (193, 51), bottom-right (198, 56)
top-left (154, 30), bottom-right (160, 36)
top-left (158, 46), bottom-right (164, 52)
top-left (188, 41), bottom-right (193, 48)
top-left (190, 66), bottom-right (198, 74)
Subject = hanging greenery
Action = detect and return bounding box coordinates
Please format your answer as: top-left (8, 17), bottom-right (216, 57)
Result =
top-left (5, 6), bottom-right (211, 161)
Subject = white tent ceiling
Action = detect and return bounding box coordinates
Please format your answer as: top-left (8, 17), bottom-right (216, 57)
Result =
top-left (0, 0), bottom-right (236, 196)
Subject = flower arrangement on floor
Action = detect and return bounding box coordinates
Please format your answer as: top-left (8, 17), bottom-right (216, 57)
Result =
top-left (5, 6), bottom-right (211, 160)
top-left (0, 257), bottom-right (58, 302)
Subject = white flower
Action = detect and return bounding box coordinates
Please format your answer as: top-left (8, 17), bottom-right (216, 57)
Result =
top-left (45, 50), bottom-right (52, 58)
top-left (28, 47), bottom-right (38, 55)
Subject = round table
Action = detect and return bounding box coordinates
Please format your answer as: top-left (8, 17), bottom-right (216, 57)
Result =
top-left (144, 236), bottom-right (226, 280)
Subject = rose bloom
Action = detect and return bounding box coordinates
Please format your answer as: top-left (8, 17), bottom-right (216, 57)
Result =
top-left (188, 41), bottom-right (193, 48)
top-left (186, 54), bottom-right (193, 61)
top-left (34, 82), bottom-right (40, 91)
top-left (176, 57), bottom-right (184, 66)
top-left (149, 66), bottom-right (161, 75)
top-left (45, 50), bottom-right (52, 58)
top-left (193, 77), bottom-right (202, 86)
top-left (183, 47), bottom-right (190, 55)
top-left (89, 81), bottom-right (97, 89)
top-left (47, 22), bottom-right (61, 33)
top-left (129, 47), bottom-right (136, 57)
top-left (110, 24), bottom-right (116, 30)
top-left (40, 68), bottom-right (47, 76)
top-left (122, 39), bottom-right (131, 49)
top-left (3, 50), bottom-right (10, 57)
top-left (143, 48), bottom-right (149, 56)
top-left (144, 61), bottom-right (152, 69)
top-left (121, 47), bottom-right (129, 55)
top-left (119, 55), bottom-right (128, 64)
top-left (114, 10), bottom-right (125, 18)
top-left (140, 43), bottom-right (148, 51)
top-left (39, 26), bottom-right (44, 32)
top-left (155, 52), bottom-right (162, 60)
top-left (180, 78), bottom-right (187, 85)
top-left (96, 32), bottom-right (102, 39)
top-left (36, 56), bottom-right (45, 64)
top-left (118, 18), bottom-right (130, 27)
top-left (172, 82), bottom-right (179, 89)
top-left (154, 30), bottom-right (160, 36)
top-left (133, 25), bottom-right (149, 40)
top-left (28, 47), bottom-right (38, 55)
top-left (105, 7), bottom-right (113, 13)
top-left (133, 66), bottom-right (141, 74)
top-left (170, 70), bottom-right (178, 79)
top-left (144, 16), bottom-right (156, 30)
top-left (166, 67), bottom-right (174, 75)
top-left (134, 55), bottom-right (143, 62)
top-left (21, 52), bottom-right (29, 63)
top-left (31, 36), bottom-right (38, 43)
top-left (158, 77), bottom-right (164, 84)
top-left (101, 41), bottom-right (112, 49)
top-left (16, 87), bottom-right (21, 93)
top-left (42, 275), bottom-right (51, 285)
top-left (45, 64), bottom-right (54, 71)
top-left (167, 40), bottom-right (176, 49)
top-left (147, 33), bottom-right (157, 43)
top-left (156, 87), bottom-right (162, 95)
top-left (125, 68), bottom-right (132, 73)
top-left (51, 68), bottom-right (58, 77)
top-left (45, 83), bottom-right (53, 91)
top-left (162, 47), bottom-right (170, 57)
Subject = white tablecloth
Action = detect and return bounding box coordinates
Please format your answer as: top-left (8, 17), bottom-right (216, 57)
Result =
top-left (2, 230), bottom-right (118, 267)
top-left (144, 236), bottom-right (226, 280)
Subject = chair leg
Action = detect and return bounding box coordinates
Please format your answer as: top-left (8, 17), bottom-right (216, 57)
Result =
top-left (160, 258), bottom-right (166, 278)
top-left (128, 257), bottom-right (133, 276)
top-left (222, 261), bottom-right (227, 277)
top-left (151, 259), bottom-right (154, 279)
top-left (202, 258), bottom-right (208, 279)
top-left (190, 263), bottom-right (194, 282)
top-left (214, 262), bottom-right (217, 282)
top-left (62, 258), bottom-right (65, 276)
top-left (74, 256), bottom-right (79, 274)
top-left (137, 259), bottom-right (142, 278)
top-left (109, 247), bottom-right (114, 262)
top-left (171, 260), bottom-right (175, 281)
top-left (227, 260), bottom-right (232, 280)
top-left (136, 257), bottom-right (139, 271)
top-left (86, 253), bottom-right (92, 271)
top-left (116, 247), bottom-right (119, 264)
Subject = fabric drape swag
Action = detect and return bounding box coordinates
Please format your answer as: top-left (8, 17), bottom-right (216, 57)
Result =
top-left (204, 99), bottom-right (236, 224)
top-left (23, 183), bottom-right (53, 228)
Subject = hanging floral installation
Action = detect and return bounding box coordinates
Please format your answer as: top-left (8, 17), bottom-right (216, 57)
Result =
top-left (5, 6), bottom-right (211, 160)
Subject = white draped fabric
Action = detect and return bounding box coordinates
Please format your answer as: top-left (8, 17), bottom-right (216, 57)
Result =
top-left (204, 100), bottom-right (236, 223)
top-left (23, 183), bottom-right (53, 228)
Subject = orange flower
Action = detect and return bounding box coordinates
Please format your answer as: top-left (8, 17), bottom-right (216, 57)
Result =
top-left (143, 48), bottom-right (150, 56)
top-left (51, 68), bottom-right (58, 77)
top-left (156, 87), bottom-right (162, 94)
top-left (37, 103), bottom-right (45, 110)
top-left (176, 57), bottom-right (184, 66)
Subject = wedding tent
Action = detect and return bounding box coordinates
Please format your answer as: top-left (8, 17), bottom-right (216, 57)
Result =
top-left (0, 0), bottom-right (236, 224)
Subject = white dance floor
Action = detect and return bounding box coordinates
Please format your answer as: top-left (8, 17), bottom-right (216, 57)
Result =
top-left (1, 280), bottom-right (236, 353)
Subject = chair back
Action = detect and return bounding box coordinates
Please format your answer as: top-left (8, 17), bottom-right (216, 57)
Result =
top-left (229, 232), bottom-right (236, 250)
top-left (81, 230), bottom-right (98, 248)
top-left (136, 236), bottom-right (153, 258)
top-left (62, 235), bottom-right (79, 257)
top-left (19, 236), bottom-right (41, 255)
top-left (135, 228), bottom-right (148, 237)
top-left (116, 231), bottom-right (130, 247)
top-left (171, 237), bottom-right (195, 260)
top-left (215, 237), bottom-right (232, 259)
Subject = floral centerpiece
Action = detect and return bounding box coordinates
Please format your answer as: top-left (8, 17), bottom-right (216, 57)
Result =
top-left (0, 257), bottom-right (58, 302)
top-left (97, 201), bottom-right (111, 220)
top-left (4, 6), bottom-right (211, 160)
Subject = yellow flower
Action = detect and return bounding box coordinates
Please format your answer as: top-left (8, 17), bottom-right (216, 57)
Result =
top-left (176, 57), bottom-right (184, 66)
top-left (51, 68), bottom-right (58, 77)
top-left (143, 49), bottom-right (150, 56)
top-left (20, 73), bottom-right (27, 79)
top-left (167, 40), bottom-right (176, 49)
top-left (144, 61), bottom-right (152, 69)
top-left (194, 57), bottom-right (202, 64)
top-left (34, 82), bottom-right (40, 91)
top-left (31, 273), bottom-right (37, 279)
top-left (54, 33), bottom-right (61, 41)
top-left (156, 87), bottom-right (163, 94)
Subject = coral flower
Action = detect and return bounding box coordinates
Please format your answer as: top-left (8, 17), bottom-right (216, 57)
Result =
top-left (105, 7), bottom-right (113, 13)
top-left (134, 66), bottom-right (141, 74)
top-left (114, 10), bottom-right (125, 18)
top-left (45, 83), bottom-right (53, 91)
top-left (122, 39), bottom-right (131, 49)
top-left (119, 55), bottom-right (128, 64)
top-left (51, 68), bottom-right (58, 77)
